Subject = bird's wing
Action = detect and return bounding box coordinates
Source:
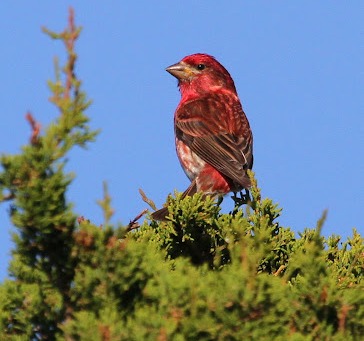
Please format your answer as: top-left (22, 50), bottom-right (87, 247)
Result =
top-left (175, 95), bottom-right (253, 188)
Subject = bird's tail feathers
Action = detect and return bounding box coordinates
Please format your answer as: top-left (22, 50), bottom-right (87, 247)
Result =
top-left (240, 174), bottom-right (251, 189)
top-left (151, 180), bottom-right (197, 221)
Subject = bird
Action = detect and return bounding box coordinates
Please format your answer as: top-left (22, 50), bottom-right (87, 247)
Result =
top-left (152, 53), bottom-right (253, 220)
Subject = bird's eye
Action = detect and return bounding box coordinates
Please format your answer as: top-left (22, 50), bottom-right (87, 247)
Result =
top-left (196, 64), bottom-right (206, 70)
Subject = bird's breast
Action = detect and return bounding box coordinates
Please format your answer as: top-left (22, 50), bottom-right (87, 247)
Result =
top-left (175, 138), bottom-right (205, 181)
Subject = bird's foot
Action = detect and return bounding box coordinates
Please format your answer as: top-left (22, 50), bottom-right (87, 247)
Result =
top-left (231, 189), bottom-right (252, 215)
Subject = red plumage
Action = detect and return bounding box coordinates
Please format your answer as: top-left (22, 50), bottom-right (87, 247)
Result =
top-left (152, 53), bottom-right (253, 220)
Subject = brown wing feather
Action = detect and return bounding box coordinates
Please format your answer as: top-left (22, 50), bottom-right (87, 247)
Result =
top-left (175, 94), bottom-right (253, 188)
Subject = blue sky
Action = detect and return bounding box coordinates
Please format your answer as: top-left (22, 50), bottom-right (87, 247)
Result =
top-left (0, 2), bottom-right (363, 280)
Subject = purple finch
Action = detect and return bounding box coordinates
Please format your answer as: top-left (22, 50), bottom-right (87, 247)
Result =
top-left (152, 53), bottom-right (253, 220)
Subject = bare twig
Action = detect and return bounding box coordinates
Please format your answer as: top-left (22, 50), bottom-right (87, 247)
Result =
top-left (2, 192), bottom-right (15, 201)
top-left (273, 265), bottom-right (286, 276)
top-left (338, 304), bottom-right (352, 332)
top-left (25, 112), bottom-right (41, 145)
top-left (139, 188), bottom-right (157, 210)
top-left (64, 7), bottom-right (79, 99)
top-left (127, 209), bottom-right (148, 232)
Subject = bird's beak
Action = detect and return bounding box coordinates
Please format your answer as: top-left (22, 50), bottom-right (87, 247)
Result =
top-left (166, 62), bottom-right (195, 80)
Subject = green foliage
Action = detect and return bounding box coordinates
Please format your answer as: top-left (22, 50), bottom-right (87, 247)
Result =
top-left (0, 9), bottom-right (363, 341)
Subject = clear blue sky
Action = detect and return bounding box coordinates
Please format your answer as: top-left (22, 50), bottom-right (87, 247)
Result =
top-left (0, 2), bottom-right (363, 280)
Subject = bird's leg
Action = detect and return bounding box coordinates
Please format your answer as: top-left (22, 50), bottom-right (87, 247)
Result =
top-left (242, 189), bottom-right (252, 206)
top-left (231, 191), bottom-right (241, 216)
top-left (231, 191), bottom-right (238, 205)
top-left (231, 189), bottom-right (252, 215)
top-left (216, 195), bottom-right (224, 206)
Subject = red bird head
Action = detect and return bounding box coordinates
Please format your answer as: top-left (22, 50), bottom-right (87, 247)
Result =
top-left (166, 53), bottom-right (237, 98)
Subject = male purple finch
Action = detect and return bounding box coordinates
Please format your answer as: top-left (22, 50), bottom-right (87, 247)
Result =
top-left (152, 54), bottom-right (253, 220)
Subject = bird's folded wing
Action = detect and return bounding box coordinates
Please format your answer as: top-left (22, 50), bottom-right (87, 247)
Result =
top-left (176, 119), bottom-right (252, 188)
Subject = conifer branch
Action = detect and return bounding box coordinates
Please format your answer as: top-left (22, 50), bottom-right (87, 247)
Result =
top-left (97, 181), bottom-right (115, 227)
top-left (25, 112), bottom-right (41, 145)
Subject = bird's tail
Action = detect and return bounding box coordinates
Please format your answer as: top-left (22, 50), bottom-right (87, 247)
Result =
top-left (151, 180), bottom-right (197, 221)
